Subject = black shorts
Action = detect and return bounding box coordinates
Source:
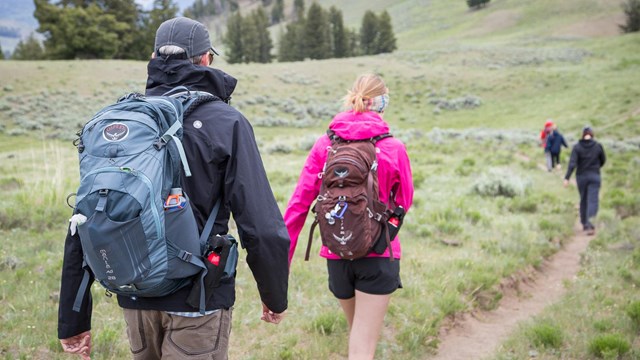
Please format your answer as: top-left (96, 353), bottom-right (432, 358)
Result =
top-left (327, 257), bottom-right (402, 299)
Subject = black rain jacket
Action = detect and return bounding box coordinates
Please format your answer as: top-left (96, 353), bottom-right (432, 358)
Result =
top-left (58, 57), bottom-right (290, 339)
top-left (564, 139), bottom-right (606, 180)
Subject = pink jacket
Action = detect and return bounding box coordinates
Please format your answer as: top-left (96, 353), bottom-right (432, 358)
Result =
top-left (284, 110), bottom-right (414, 263)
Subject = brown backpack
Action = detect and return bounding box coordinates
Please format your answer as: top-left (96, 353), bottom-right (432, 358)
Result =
top-left (305, 130), bottom-right (393, 261)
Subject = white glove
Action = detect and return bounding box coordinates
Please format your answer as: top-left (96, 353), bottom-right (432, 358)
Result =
top-left (69, 214), bottom-right (87, 236)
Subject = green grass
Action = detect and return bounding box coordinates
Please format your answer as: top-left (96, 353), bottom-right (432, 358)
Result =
top-left (0, 0), bottom-right (639, 359)
top-left (527, 321), bottom-right (564, 349)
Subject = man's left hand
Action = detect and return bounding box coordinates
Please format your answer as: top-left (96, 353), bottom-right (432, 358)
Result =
top-left (261, 302), bottom-right (286, 324)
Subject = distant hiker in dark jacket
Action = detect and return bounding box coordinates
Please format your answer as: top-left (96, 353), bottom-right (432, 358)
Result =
top-left (564, 126), bottom-right (606, 235)
top-left (58, 17), bottom-right (289, 360)
top-left (545, 124), bottom-right (568, 170)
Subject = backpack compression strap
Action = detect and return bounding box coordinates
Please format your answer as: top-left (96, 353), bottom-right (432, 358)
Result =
top-left (160, 91), bottom-right (220, 177)
top-left (190, 197), bottom-right (222, 314)
top-left (159, 90), bottom-right (221, 314)
top-left (305, 218), bottom-right (319, 261)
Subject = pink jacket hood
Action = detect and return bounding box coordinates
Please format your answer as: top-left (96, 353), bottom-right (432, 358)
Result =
top-left (328, 110), bottom-right (390, 140)
top-left (284, 110), bottom-right (414, 263)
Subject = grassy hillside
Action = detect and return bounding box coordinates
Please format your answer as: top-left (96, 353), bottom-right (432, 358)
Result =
top-left (260, 0), bottom-right (626, 48)
top-left (0, 0), bottom-right (639, 359)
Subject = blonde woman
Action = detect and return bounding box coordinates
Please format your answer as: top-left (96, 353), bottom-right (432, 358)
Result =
top-left (284, 74), bottom-right (414, 359)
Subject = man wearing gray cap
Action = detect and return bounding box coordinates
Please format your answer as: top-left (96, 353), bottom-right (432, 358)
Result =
top-left (58, 17), bottom-right (289, 359)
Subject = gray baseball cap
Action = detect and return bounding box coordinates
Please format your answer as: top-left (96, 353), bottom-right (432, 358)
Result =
top-left (154, 17), bottom-right (220, 58)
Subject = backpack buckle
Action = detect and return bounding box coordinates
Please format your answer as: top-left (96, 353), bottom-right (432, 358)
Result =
top-left (153, 138), bottom-right (167, 150)
top-left (179, 250), bottom-right (193, 262)
top-left (368, 208), bottom-right (383, 220)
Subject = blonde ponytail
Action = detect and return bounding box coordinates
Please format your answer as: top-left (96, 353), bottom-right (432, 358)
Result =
top-left (343, 74), bottom-right (387, 113)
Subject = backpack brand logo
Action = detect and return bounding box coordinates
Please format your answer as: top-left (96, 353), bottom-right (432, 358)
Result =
top-left (332, 231), bottom-right (353, 245)
top-left (103, 123), bottom-right (129, 142)
top-left (334, 168), bottom-right (349, 178)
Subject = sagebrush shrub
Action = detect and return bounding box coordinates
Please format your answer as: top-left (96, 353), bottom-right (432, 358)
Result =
top-left (620, 0), bottom-right (640, 33)
top-left (588, 334), bottom-right (630, 358)
top-left (626, 301), bottom-right (640, 329)
top-left (527, 322), bottom-right (563, 349)
top-left (472, 168), bottom-right (529, 197)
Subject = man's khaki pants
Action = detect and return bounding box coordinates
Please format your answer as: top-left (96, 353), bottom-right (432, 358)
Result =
top-left (123, 308), bottom-right (232, 360)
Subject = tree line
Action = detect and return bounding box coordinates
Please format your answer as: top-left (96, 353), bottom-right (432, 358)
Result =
top-left (8, 0), bottom-right (178, 60)
top-left (5, 0), bottom-right (396, 62)
top-left (183, 0), bottom-right (238, 19)
top-left (223, 1), bottom-right (396, 64)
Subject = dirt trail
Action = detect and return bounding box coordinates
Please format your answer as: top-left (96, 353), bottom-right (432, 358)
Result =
top-left (430, 228), bottom-right (592, 360)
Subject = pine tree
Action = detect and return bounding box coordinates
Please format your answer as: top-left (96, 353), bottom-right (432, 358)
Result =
top-left (184, 0), bottom-right (218, 19)
top-left (271, 0), bottom-right (284, 24)
top-left (278, 22), bottom-right (304, 62)
top-left (374, 10), bottom-right (396, 54)
top-left (304, 2), bottom-right (331, 60)
top-left (0, 42), bottom-right (4, 60)
top-left (621, 0), bottom-right (640, 33)
top-left (223, 11), bottom-right (244, 63)
top-left (32, 0), bottom-right (173, 60)
top-left (183, 0), bottom-right (204, 18)
top-left (360, 10), bottom-right (378, 56)
top-left (101, 0), bottom-right (141, 59)
top-left (149, 0), bottom-right (179, 37)
top-left (241, 12), bottom-right (260, 63)
top-left (345, 28), bottom-right (360, 57)
top-left (229, 0), bottom-right (239, 12)
top-left (12, 33), bottom-right (45, 60)
top-left (34, 0), bottom-right (145, 59)
top-left (328, 6), bottom-right (348, 58)
top-left (34, 2), bottom-right (120, 59)
top-left (133, 0), bottom-right (179, 60)
top-left (467, 0), bottom-right (491, 9)
top-left (253, 7), bottom-right (273, 63)
top-left (293, 0), bottom-right (305, 21)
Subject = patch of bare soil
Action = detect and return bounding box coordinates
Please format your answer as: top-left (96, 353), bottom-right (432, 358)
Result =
top-left (429, 226), bottom-right (592, 360)
top-left (468, 10), bottom-right (522, 36)
top-left (554, 13), bottom-right (626, 38)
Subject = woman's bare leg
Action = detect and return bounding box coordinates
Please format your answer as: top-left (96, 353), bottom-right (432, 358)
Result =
top-left (347, 290), bottom-right (391, 360)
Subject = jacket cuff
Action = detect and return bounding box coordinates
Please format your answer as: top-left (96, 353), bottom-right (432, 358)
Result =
top-left (266, 300), bottom-right (288, 314)
top-left (58, 322), bottom-right (91, 340)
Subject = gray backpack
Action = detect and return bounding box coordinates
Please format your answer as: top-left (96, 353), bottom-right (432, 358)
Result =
top-left (71, 87), bottom-right (219, 313)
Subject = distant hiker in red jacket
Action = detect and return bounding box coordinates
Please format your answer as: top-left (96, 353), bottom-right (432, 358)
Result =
top-left (540, 119), bottom-right (555, 171)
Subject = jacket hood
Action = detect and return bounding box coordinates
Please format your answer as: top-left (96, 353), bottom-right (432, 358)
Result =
top-left (146, 56), bottom-right (237, 101)
top-left (579, 139), bottom-right (596, 148)
top-left (328, 110), bottom-right (390, 140)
